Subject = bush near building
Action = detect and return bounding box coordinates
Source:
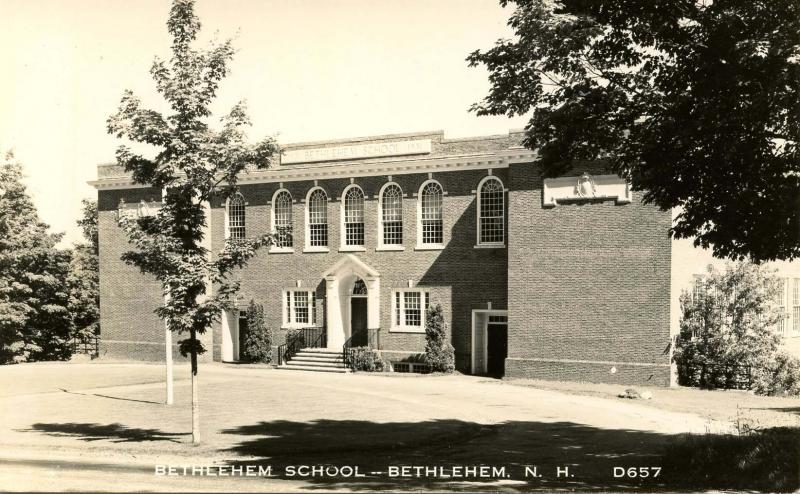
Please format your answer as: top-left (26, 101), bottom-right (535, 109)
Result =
top-left (675, 262), bottom-right (800, 395)
top-left (423, 303), bottom-right (455, 373)
top-left (241, 300), bottom-right (272, 364)
top-left (349, 347), bottom-right (384, 372)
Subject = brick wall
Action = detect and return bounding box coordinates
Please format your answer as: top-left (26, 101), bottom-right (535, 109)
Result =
top-left (97, 187), bottom-right (213, 362)
top-left (506, 162), bottom-right (673, 386)
top-left (208, 168), bottom-right (509, 371)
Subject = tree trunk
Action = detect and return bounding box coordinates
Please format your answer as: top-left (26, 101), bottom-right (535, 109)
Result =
top-left (190, 329), bottom-right (200, 444)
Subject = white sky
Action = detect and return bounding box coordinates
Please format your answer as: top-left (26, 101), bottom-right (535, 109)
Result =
top-left (1, 0), bottom-right (531, 245)
top-left (2, 0), bottom-right (751, 296)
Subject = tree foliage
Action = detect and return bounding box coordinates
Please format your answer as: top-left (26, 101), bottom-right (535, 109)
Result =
top-left (106, 0), bottom-right (279, 360)
top-left (674, 262), bottom-right (782, 390)
top-left (469, 0), bottom-right (800, 261)
top-left (0, 154), bottom-right (73, 363)
top-left (423, 303), bottom-right (455, 373)
top-left (67, 199), bottom-right (100, 340)
top-left (242, 299), bottom-right (272, 363)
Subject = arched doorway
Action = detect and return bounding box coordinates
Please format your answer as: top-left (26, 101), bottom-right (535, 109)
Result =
top-left (322, 254), bottom-right (381, 349)
top-left (350, 278), bottom-right (369, 346)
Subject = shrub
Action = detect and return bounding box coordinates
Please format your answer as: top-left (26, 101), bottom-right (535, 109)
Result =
top-left (674, 262), bottom-right (782, 390)
top-left (241, 300), bottom-right (272, 363)
top-left (752, 352), bottom-right (800, 396)
top-left (423, 303), bottom-right (455, 373)
top-left (349, 346), bottom-right (384, 372)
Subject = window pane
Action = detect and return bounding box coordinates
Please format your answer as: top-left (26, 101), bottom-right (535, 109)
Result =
top-left (294, 291), bottom-right (308, 324)
top-left (274, 190), bottom-right (293, 247)
top-left (344, 187), bottom-right (365, 246)
top-left (479, 178), bottom-right (504, 244)
top-left (382, 184), bottom-right (403, 245)
top-left (421, 182), bottom-right (443, 245)
top-left (404, 291), bottom-right (421, 326)
top-left (228, 194), bottom-right (246, 239)
top-left (395, 291), bottom-right (401, 326)
top-left (308, 189), bottom-right (328, 247)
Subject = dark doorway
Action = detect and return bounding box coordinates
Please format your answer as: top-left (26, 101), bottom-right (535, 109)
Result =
top-left (350, 298), bottom-right (368, 346)
top-left (486, 324), bottom-right (508, 377)
top-left (238, 315), bottom-right (250, 361)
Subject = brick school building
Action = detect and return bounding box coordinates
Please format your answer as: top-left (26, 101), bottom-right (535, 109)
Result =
top-left (91, 129), bottom-right (673, 385)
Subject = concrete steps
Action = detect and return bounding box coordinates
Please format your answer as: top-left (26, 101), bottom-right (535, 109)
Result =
top-left (278, 348), bottom-right (350, 373)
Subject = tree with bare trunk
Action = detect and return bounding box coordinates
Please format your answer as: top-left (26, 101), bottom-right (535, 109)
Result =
top-left (107, 0), bottom-right (280, 444)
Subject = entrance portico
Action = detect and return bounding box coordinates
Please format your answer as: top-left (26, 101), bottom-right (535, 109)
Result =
top-left (322, 255), bottom-right (380, 349)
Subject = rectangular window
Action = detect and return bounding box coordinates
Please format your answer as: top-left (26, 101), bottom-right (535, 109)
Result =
top-left (392, 290), bottom-right (430, 331)
top-left (404, 292), bottom-right (421, 326)
top-left (284, 290), bottom-right (316, 327)
top-left (310, 224), bottom-right (328, 247)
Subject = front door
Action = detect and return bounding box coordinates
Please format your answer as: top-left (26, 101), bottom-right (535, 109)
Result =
top-left (486, 324), bottom-right (508, 377)
top-left (350, 298), bottom-right (368, 346)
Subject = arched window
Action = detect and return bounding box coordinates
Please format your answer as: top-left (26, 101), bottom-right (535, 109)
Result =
top-left (478, 177), bottom-right (504, 245)
top-left (306, 188), bottom-right (328, 248)
top-left (352, 278), bottom-right (368, 296)
top-left (419, 181), bottom-right (443, 245)
top-left (227, 193), bottom-right (245, 239)
top-left (380, 183), bottom-right (403, 246)
top-left (343, 186), bottom-right (365, 246)
top-left (272, 189), bottom-right (293, 248)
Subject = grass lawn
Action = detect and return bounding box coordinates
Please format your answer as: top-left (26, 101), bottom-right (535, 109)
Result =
top-left (1, 363), bottom-right (798, 492)
top-left (505, 377), bottom-right (800, 429)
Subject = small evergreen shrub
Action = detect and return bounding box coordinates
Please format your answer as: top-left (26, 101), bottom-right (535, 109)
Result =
top-left (349, 346), bottom-right (384, 372)
top-left (752, 352), bottom-right (800, 396)
top-left (241, 300), bottom-right (273, 363)
top-left (423, 303), bottom-right (455, 373)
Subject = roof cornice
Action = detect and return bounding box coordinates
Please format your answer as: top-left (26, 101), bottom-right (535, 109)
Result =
top-left (88, 149), bottom-right (537, 190)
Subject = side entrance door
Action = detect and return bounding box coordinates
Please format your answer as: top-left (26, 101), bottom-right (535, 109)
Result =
top-left (486, 324), bottom-right (508, 377)
top-left (237, 314), bottom-right (249, 361)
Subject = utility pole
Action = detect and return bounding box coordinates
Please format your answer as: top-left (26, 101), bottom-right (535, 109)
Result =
top-left (165, 321), bottom-right (174, 405)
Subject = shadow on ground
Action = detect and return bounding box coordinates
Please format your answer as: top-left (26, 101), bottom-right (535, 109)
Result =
top-left (218, 419), bottom-right (798, 492)
top-left (19, 420), bottom-right (798, 492)
top-left (22, 423), bottom-right (190, 443)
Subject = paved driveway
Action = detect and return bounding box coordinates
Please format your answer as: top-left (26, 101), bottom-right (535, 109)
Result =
top-left (0, 363), bottom-right (726, 492)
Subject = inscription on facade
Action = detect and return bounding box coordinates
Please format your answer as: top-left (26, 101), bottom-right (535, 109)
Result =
top-left (282, 139), bottom-right (431, 164)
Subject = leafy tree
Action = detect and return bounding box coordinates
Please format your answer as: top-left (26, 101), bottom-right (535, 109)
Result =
top-left (242, 300), bottom-right (272, 363)
top-left (0, 154), bottom-right (73, 363)
top-left (77, 198), bottom-right (98, 255)
top-left (469, 0), bottom-right (800, 262)
top-left (675, 262), bottom-right (782, 390)
top-left (67, 200), bottom-right (100, 341)
top-left (423, 303), bottom-right (455, 373)
top-left (106, 0), bottom-right (279, 443)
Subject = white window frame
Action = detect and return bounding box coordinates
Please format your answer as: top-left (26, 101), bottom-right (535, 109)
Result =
top-left (282, 290), bottom-right (317, 328)
top-left (390, 289), bottom-right (430, 333)
top-left (377, 182), bottom-right (405, 251)
top-left (475, 175), bottom-right (506, 248)
top-left (416, 179), bottom-right (444, 250)
top-left (340, 184), bottom-right (366, 252)
top-left (270, 188), bottom-right (294, 253)
top-left (304, 186), bottom-right (330, 253)
top-left (225, 192), bottom-right (246, 240)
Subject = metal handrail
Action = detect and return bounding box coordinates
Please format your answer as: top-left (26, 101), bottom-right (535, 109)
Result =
top-left (278, 327), bottom-right (326, 366)
top-left (70, 334), bottom-right (99, 357)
